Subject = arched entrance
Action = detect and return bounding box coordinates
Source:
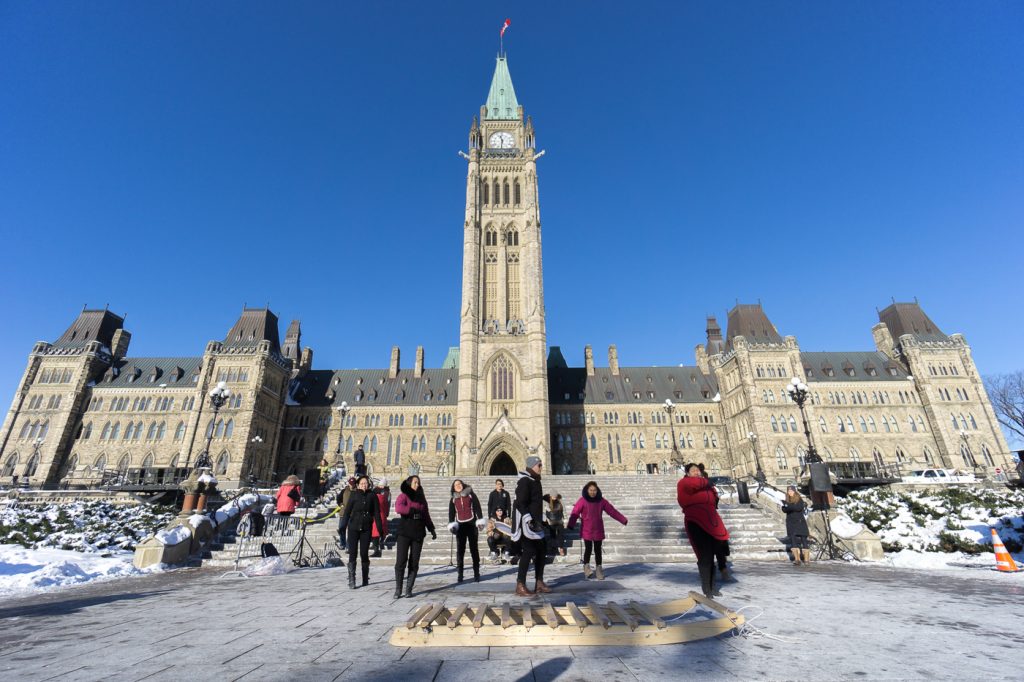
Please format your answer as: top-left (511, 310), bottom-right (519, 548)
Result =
top-left (488, 452), bottom-right (518, 476)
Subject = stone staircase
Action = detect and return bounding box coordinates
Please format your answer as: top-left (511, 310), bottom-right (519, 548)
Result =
top-left (202, 474), bottom-right (789, 568)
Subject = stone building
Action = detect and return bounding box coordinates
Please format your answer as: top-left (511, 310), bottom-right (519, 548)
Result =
top-left (0, 55), bottom-right (1013, 488)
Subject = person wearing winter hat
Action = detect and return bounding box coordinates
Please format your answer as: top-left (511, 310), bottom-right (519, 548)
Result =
top-left (339, 475), bottom-right (381, 589)
top-left (448, 479), bottom-right (484, 583)
top-left (275, 475), bottom-right (302, 516)
top-left (567, 481), bottom-right (628, 580)
top-left (393, 475), bottom-right (436, 598)
top-left (512, 456), bottom-right (549, 596)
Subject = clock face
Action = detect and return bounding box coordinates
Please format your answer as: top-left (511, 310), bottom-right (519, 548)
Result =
top-left (488, 131), bottom-right (515, 149)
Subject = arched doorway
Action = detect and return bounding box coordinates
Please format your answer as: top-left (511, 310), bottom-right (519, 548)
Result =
top-left (489, 452), bottom-right (517, 476)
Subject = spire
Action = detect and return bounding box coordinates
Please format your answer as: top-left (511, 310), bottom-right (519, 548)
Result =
top-left (484, 56), bottom-right (519, 120)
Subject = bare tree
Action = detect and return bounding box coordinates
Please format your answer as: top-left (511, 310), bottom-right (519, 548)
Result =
top-left (983, 372), bottom-right (1024, 443)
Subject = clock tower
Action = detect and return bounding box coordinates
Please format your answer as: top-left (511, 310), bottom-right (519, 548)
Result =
top-left (456, 55), bottom-right (550, 474)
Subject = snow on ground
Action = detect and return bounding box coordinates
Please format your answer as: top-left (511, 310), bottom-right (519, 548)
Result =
top-left (0, 500), bottom-right (174, 552)
top-left (0, 544), bottom-right (163, 598)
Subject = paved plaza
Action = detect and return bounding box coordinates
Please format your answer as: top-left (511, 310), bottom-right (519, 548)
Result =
top-left (0, 559), bottom-right (1020, 681)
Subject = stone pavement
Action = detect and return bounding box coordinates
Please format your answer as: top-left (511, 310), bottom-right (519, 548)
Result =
top-left (0, 558), bottom-right (1020, 681)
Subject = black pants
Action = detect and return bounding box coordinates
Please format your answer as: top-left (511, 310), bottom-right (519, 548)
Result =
top-left (548, 524), bottom-right (565, 554)
top-left (394, 535), bottom-right (423, 578)
top-left (583, 539), bottom-right (603, 565)
top-left (686, 520), bottom-right (722, 596)
top-left (456, 523), bottom-right (480, 570)
top-left (716, 540), bottom-right (730, 571)
top-left (347, 526), bottom-right (372, 571)
top-left (789, 534), bottom-right (809, 550)
top-left (517, 537), bottom-right (545, 584)
top-left (487, 535), bottom-right (509, 554)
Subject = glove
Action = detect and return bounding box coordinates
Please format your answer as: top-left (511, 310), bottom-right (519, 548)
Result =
top-left (447, 521), bottom-right (459, 534)
top-left (430, 529), bottom-right (437, 540)
top-left (528, 520), bottom-right (541, 533)
top-left (475, 518), bottom-right (486, 531)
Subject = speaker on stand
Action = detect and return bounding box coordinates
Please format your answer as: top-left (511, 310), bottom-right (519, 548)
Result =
top-left (808, 463), bottom-right (840, 560)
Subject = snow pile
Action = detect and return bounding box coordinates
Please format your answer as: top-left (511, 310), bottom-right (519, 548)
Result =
top-left (837, 486), bottom-right (1024, 569)
top-left (0, 501), bottom-right (175, 552)
top-left (210, 493), bottom-right (272, 526)
top-left (155, 525), bottom-right (192, 545)
top-left (829, 515), bottom-right (866, 538)
top-left (0, 544), bottom-right (156, 597)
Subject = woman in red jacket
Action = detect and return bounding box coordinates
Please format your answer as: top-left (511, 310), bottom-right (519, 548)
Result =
top-left (275, 475), bottom-right (302, 516)
top-left (677, 462), bottom-right (730, 597)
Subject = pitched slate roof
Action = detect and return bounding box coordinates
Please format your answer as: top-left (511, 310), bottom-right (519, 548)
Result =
top-left (800, 351), bottom-right (908, 383)
top-left (52, 309), bottom-right (124, 349)
top-left (95, 357), bottom-right (203, 388)
top-left (725, 304), bottom-right (783, 347)
top-left (549, 366), bottom-right (719, 405)
top-left (287, 368), bottom-right (459, 409)
top-left (223, 308), bottom-right (282, 353)
top-left (878, 302), bottom-right (947, 342)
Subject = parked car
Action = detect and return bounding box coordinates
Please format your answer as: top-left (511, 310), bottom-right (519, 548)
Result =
top-left (900, 468), bottom-right (976, 484)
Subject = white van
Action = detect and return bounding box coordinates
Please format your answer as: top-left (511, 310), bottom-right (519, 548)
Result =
top-left (900, 468), bottom-right (976, 484)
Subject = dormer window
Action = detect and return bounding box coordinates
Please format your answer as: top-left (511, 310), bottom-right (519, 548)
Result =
top-left (632, 391), bottom-right (641, 399)
top-left (624, 376), bottom-right (630, 383)
top-left (674, 391), bottom-right (683, 399)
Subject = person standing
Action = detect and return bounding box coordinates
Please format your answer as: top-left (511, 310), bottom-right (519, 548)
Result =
top-left (448, 479), bottom-right (484, 583)
top-left (339, 475), bottom-right (380, 589)
top-left (699, 464), bottom-right (733, 582)
top-left (393, 475), bottom-right (436, 598)
top-left (782, 486), bottom-right (811, 565)
top-left (677, 463), bottom-right (730, 598)
top-left (371, 478), bottom-right (391, 557)
top-left (487, 479), bottom-right (512, 520)
top-left (512, 456), bottom-right (550, 596)
top-left (544, 493), bottom-right (567, 560)
top-left (353, 444), bottom-right (367, 477)
top-left (317, 457), bottom-right (331, 501)
top-left (567, 482), bottom-right (628, 580)
top-left (275, 475), bottom-right (302, 517)
top-left (335, 477), bottom-right (357, 549)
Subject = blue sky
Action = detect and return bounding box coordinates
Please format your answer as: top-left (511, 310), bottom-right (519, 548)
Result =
top-left (1, 1), bottom-right (1021, 403)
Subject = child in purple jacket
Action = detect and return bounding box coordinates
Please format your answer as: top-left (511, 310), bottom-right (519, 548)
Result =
top-left (567, 481), bottom-right (628, 580)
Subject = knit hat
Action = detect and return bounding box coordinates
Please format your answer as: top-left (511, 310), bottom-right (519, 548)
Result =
top-left (526, 456), bottom-right (542, 470)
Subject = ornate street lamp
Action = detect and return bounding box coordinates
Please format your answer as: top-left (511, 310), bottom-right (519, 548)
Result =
top-left (785, 378), bottom-right (822, 468)
top-left (335, 401), bottom-right (350, 468)
top-left (188, 380), bottom-right (231, 471)
top-left (663, 399), bottom-right (682, 467)
top-left (748, 431), bottom-right (765, 479)
top-left (248, 435), bottom-right (264, 485)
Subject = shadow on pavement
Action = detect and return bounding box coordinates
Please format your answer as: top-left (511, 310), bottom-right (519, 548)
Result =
top-left (0, 589), bottom-right (169, 620)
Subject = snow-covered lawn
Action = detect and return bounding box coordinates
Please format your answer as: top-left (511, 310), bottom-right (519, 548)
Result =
top-left (0, 500), bottom-right (174, 552)
top-left (0, 544), bottom-right (161, 598)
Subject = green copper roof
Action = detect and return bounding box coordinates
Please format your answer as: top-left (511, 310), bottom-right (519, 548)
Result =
top-left (441, 346), bottom-right (460, 369)
top-left (484, 56), bottom-right (519, 120)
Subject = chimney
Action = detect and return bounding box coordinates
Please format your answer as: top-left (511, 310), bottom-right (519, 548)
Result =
top-left (299, 347), bottom-right (313, 376)
top-left (110, 329), bottom-right (131, 361)
top-left (584, 345), bottom-right (595, 376)
top-left (414, 346), bottom-right (424, 378)
top-left (389, 346), bottom-right (400, 379)
top-left (608, 344), bottom-right (619, 376)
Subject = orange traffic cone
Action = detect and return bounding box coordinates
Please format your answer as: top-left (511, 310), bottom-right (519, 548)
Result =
top-left (991, 528), bottom-right (1020, 573)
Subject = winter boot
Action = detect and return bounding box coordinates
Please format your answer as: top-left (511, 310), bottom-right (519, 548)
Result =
top-left (371, 539), bottom-right (382, 558)
top-left (405, 571), bottom-right (417, 598)
top-left (347, 564), bottom-right (357, 590)
top-left (595, 565), bottom-right (605, 581)
top-left (583, 563), bottom-right (593, 579)
top-left (361, 563), bottom-right (370, 587)
top-left (801, 549), bottom-right (811, 565)
top-left (457, 566), bottom-right (464, 584)
top-left (393, 575), bottom-right (404, 599)
top-left (720, 566), bottom-right (733, 582)
top-left (473, 563), bottom-right (481, 583)
top-left (535, 579), bottom-right (552, 594)
top-left (698, 563), bottom-right (715, 598)
top-left (516, 581), bottom-right (535, 596)
top-left (790, 549), bottom-right (802, 565)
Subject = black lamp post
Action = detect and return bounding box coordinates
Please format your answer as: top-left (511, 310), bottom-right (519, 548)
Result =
top-left (335, 401), bottom-right (350, 469)
top-left (249, 434), bottom-right (264, 485)
top-left (189, 380), bottom-right (231, 471)
top-left (748, 431), bottom-right (765, 477)
top-left (663, 399), bottom-right (681, 467)
top-left (785, 378), bottom-right (822, 467)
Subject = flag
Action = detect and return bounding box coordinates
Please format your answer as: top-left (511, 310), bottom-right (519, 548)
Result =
top-left (501, 18), bottom-right (511, 38)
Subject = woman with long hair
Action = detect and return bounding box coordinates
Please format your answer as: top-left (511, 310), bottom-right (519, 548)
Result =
top-left (567, 481), bottom-right (628, 580)
top-left (782, 486), bottom-right (811, 565)
top-left (448, 479), bottom-right (484, 583)
top-left (677, 463), bottom-right (730, 597)
top-left (339, 475), bottom-right (382, 589)
top-left (393, 475), bottom-right (436, 598)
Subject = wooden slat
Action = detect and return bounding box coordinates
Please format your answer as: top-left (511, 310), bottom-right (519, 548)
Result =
top-left (501, 602), bottom-right (512, 629)
top-left (472, 603), bottom-right (489, 631)
top-left (421, 603), bottom-right (446, 628)
top-left (566, 602), bottom-right (589, 631)
top-left (406, 603), bottom-right (433, 629)
top-left (447, 603), bottom-right (469, 629)
top-left (607, 601), bottom-right (638, 631)
top-left (629, 601), bottom-right (667, 629)
top-left (522, 605), bottom-right (534, 630)
top-left (587, 602), bottom-right (612, 630)
top-left (543, 602), bottom-right (559, 629)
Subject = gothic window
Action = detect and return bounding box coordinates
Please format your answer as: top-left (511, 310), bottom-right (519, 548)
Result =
top-left (849, 447), bottom-right (861, 461)
top-left (411, 437), bottom-right (419, 453)
top-left (506, 252), bottom-right (521, 319)
top-left (26, 454), bottom-right (40, 477)
top-left (959, 414), bottom-right (969, 430)
top-left (917, 416), bottom-right (926, 432)
top-left (565, 434), bottom-right (573, 451)
top-left (124, 422), bottom-right (135, 441)
top-left (362, 436), bottom-right (369, 452)
top-left (394, 436), bottom-right (401, 466)
top-left (490, 356), bottom-right (515, 401)
top-left (444, 435), bottom-right (452, 450)
top-left (117, 454), bottom-right (130, 471)
top-left (654, 433), bottom-right (662, 449)
top-left (314, 437), bottom-right (321, 452)
top-left (859, 417), bottom-right (868, 433)
top-left (1, 454), bottom-right (18, 477)
top-left (19, 421), bottom-right (31, 439)
top-left (771, 416), bottom-right (779, 432)
top-left (845, 416), bottom-right (854, 433)
top-left (969, 414), bottom-right (977, 430)
top-left (482, 180), bottom-right (489, 205)
top-left (514, 179), bottom-right (521, 205)
top-left (775, 446), bottom-right (788, 469)
top-left (819, 416), bottom-right (827, 433)
top-left (873, 449), bottom-right (884, 468)
top-left (638, 434), bottom-right (646, 449)
top-left (890, 415), bottom-right (900, 432)
top-left (981, 444), bottom-right (993, 466)
top-left (493, 179), bottom-right (500, 205)
top-left (436, 436), bottom-right (443, 451)
top-left (837, 416), bottom-right (844, 433)
top-left (147, 422), bottom-right (158, 440)
top-left (215, 452), bottom-right (229, 476)
top-left (608, 434), bottom-right (613, 463)
top-left (503, 180), bottom-right (509, 205)
top-left (82, 422), bottom-right (93, 440)
top-left (868, 416), bottom-right (876, 432)
top-left (484, 252), bottom-right (498, 320)
top-left (895, 447), bottom-right (907, 463)
top-left (923, 447), bottom-right (933, 464)
top-left (789, 416), bottom-right (797, 432)
top-left (174, 422), bottom-right (186, 441)
top-left (589, 434), bottom-right (596, 450)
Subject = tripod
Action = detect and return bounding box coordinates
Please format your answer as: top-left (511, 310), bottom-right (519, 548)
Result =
top-left (814, 505), bottom-right (842, 561)
top-left (292, 508), bottom-right (321, 567)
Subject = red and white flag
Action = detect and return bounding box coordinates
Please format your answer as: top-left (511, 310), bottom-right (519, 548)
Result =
top-left (501, 18), bottom-right (511, 38)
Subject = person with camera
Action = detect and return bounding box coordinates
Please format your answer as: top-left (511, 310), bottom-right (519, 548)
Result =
top-left (393, 475), bottom-right (436, 598)
top-left (512, 456), bottom-right (550, 596)
top-left (339, 475), bottom-right (381, 589)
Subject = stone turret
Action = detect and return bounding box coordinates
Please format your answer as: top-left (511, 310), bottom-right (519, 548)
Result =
top-left (389, 346), bottom-right (400, 378)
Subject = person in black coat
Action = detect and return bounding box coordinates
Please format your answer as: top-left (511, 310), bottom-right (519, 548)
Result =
top-left (782, 486), bottom-right (811, 565)
top-left (353, 445), bottom-right (367, 477)
top-left (393, 475), bottom-right (436, 598)
top-left (487, 479), bottom-right (512, 520)
top-left (513, 456), bottom-right (550, 596)
top-left (339, 475), bottom-right (381, 588)
top-left (448, 479), bottom-right (484, 583)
